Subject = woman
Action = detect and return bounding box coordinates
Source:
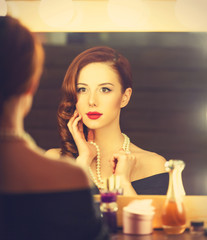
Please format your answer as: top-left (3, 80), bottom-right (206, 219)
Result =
top-left (47, 46), bottom-right (168, 195)
top-left (0, 16), bottom-right (109, 240)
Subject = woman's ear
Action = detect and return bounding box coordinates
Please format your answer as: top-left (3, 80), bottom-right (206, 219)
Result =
top-left (120, 88), bottom-right (132, 108)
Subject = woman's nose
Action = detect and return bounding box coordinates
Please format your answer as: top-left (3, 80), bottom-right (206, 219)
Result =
top-left (88, 92), bottom-right (97, 107)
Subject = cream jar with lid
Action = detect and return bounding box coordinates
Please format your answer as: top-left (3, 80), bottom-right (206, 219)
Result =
top-left (190, 221), bottom-right (204, 235)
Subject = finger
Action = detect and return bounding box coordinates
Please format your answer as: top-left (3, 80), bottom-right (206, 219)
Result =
top-left (119, 148), bottom-right (126, 153)
top-left (72, 116), bottom-right (83, 137)
top-left (113, 153), bottom-right (122, 159)
top-left (112, 153), bottom-right (126, 174)
top-left (111, 156), bottom-right (118, 174)
top-left (68, 113), bottom-right (82, 136)
top-left (113, 165), bottom-right (116, 174)
top-left (67, 111), bottom-right (78, 131)
top-left (78, 119), bottom-right (83, 133)
top-left (67, 119), bottom-right (73, 133)
top-left (73, 114), bottom-right (82, 126)
top-left (71, 110), bottom-right (79, 120)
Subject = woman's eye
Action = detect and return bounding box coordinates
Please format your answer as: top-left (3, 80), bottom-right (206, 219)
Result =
top-left (100, 87), bottom-right (111, 93)
top-left (77, 87), bottom-right (87, 93)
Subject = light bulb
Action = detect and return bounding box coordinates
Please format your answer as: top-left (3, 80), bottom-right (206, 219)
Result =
top-left (0, 0), bottom-right (7, 16)
top-left (175, 0), bottom-right (207, 31)
top-left (39, 0), bottom-right (74, 28)
top-left (107, 0), bottom-right (150, 29)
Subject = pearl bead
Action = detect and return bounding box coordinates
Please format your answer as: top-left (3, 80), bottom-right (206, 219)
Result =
top-left (89, 133), bottom-right (130, 190)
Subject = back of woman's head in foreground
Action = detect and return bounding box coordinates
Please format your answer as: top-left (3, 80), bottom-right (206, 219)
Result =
top-left (0, 16), bottom-right (44, 115)
top-left (57, 46), bottom-right (133, 157)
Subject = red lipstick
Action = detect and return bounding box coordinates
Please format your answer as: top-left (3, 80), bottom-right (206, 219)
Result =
top-left (87, 112), bottom-right (102, 120)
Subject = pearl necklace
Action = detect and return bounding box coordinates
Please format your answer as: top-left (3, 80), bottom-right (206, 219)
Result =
top-left (89, 133), bottom-right (130, 190)
top-left (0, 129), bottom-right (36, 148)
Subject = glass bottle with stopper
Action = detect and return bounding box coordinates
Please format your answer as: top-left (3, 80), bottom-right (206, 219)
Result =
top-left (162, 159), bottom-right (186, 235)
top-left (100, 176), bottom-right (120, 233)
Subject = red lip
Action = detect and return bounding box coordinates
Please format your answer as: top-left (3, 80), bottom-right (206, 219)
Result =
top-left (87, 112), bottom-right (102, 120)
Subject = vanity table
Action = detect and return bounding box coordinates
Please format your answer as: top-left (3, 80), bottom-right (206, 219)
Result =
top-left (111, 229), bottom-right (207, 240)
top-left (94, 195), bottom-right (207, 240)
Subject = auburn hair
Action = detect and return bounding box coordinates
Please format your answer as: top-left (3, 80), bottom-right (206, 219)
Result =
top-left (0, 16), bottom-right (43, 115)
top-left (57, 46), bottom-right (132, 157)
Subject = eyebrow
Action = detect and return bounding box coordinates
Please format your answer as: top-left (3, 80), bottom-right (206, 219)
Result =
top-left (77, 83), bottom-right (114, 86)
top-left (76, 83), bottom-right (87, 86)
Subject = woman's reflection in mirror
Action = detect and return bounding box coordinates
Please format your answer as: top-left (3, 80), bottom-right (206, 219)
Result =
top-left (46, 46), bottom-right (169, 195)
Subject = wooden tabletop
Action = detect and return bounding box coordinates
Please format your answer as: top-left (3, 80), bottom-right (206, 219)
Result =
top-left (111, 229), bottom-right (207, 240)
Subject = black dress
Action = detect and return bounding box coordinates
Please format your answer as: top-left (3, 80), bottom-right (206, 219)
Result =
top-left (0, 189), bottom-right (109, 240)
top-left (92, 172), bottom-right (169, 195)
top-left (131, 172), bottom-right (169, 195)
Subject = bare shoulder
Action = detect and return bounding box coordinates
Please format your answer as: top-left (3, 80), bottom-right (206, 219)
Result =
top-left (22, 146), bottom-right (90, 191)
top-left (0, 144), bottom-right (90, 193)
top-left (45, 148), bottom-right (61, 158)
top-left (130, 143), bottom-right (166, 180)
top-left (40, 152), bottom-right (90, 190)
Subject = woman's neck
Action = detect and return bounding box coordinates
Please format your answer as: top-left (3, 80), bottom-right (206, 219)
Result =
top-left (0, 97), bottom-right (25, 133)
top-left (93, 125), bottom-right (125, 157)
top-left (90, 125), bottom-right (129, 179)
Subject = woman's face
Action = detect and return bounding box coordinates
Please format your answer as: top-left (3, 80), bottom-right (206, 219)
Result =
top-left (75, 62), bottom-right (126, 130)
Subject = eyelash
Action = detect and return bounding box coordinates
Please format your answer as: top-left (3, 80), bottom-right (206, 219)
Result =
top-left (76, 87), bottom-right (112, 94)
top-left (77, 87), bottom-right (87, 93)
top-left (100, 87), bottom-right (112, 93)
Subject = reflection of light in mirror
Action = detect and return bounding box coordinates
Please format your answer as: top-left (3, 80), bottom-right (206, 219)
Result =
top-left (204, 173), bottom-right (207, 194)
top-left (206, 110), bottom-right (207, 126)
top-left (39, 0), bottom-right (75, 28)
top-left (0, 0), bottom-right (7, 16)
top-left (107, 0), bottom-right (150, 29)
top-left (175, 0), bottom-right (207, 31)
top-left (44, 32), bottom-right (67, 45)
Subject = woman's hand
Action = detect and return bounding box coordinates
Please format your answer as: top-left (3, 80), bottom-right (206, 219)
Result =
top-left (67, 110), bottom-right (96, 167)
top-left (110, 149), bottom-right (137, 195)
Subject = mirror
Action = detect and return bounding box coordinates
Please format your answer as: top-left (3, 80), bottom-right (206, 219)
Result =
top-left (25, 32), bottom-right (207, 195)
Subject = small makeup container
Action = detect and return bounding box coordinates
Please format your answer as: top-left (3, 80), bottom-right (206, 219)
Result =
top-left (100, 190), bottom-right (118, 233)
top-left (123, 211), bottom-right (154, 235)
top-left (123, 200), bottom-right (155, 235)
top-left (190, 221), bottom-right (204, 235)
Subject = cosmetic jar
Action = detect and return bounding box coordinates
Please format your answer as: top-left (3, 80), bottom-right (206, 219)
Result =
top-left (190, 221), bottom-right (204, 235)
top-left (123, 210), bottom-right (154, 235)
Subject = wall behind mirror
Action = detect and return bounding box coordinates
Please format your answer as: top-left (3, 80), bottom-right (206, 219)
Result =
top-left (25, 32), bottom-right (207, 195)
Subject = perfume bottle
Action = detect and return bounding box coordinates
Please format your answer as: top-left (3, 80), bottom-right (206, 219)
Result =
top-left (100, 190), bottom-right (118, 233)
top-left (100, 177), bottom-right (119, 233)
top-left (162, 160), bottom-right (186, 235)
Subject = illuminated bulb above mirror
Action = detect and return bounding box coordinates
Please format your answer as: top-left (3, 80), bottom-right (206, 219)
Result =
top-left (4, 0), bottom-right (207, 31)
top-left (38, 0), bottom-right (75, 28)
top-left (0, 0), bottom-right (7, 16)
top-left (175, 0), bottom-right (207, 30)
top-left (107, 0), bottom-right (150, 29)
